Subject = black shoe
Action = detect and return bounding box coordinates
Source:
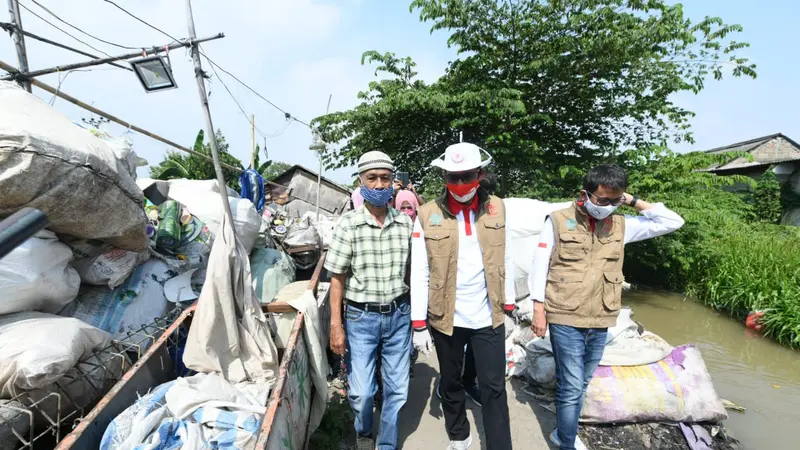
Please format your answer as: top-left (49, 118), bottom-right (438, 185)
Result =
top-left (355, 435), bottom-right (375, 450)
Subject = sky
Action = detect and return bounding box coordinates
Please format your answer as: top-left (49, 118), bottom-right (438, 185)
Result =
top-left (1, 0), bottom-right (798, 185)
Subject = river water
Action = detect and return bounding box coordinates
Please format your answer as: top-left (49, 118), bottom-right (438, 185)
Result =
top-left (623, 289), bottom-right (800, 450)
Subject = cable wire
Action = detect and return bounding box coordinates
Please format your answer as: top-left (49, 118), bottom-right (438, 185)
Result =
top-left (28, 0), bottom-right (139, 50)
top-left (101, 0), bottom-right (311, 127)
top-left (18, 3), bottom-right (114, 57)
top-left (205, 57), bottom-right (271, 139)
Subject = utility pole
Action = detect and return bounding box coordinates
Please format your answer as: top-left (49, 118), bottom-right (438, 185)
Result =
top-left (7, 0), bottom-right (31, 92)
top-left (250, 114), bottom-right (255, 169)
top-left (185, 0), bottom-right (236, 231)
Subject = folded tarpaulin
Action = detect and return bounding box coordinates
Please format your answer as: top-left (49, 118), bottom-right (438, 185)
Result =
top-left (182, 211), bottom-right (279, 385)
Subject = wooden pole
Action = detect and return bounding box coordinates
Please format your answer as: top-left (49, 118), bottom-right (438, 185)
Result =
top-left (0, 34), bottom-right (224, 81)
top-left (250, 114), bottom-right (255, 169)
top-left (185, 0), bottom-right (235, 230)
top-left (7, 0), bottom-right (30, 92)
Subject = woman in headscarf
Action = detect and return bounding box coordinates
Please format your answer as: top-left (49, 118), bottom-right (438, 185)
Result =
top-left (395, 189), bottom-right (420, 221)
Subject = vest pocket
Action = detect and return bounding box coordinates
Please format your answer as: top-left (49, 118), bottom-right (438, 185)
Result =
top-left (424, 228), bottom-right (452, 258)
top-left (482, 219), bottom-right (506, 246)
top-left (602, 271), bottom-right (624, 311)
top-left (545, 271), bottom-right (583, 311)
top-left (598, 235), bottom-right (623, 260)
top-left (558, 233), bottom-right (586, 261)
top-left (427, 277), bottom-right (446, 317)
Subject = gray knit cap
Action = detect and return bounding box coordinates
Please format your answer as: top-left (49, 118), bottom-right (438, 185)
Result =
top-left (357, 151), bottom-right (395, 174)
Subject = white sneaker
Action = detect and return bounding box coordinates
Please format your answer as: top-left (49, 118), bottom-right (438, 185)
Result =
top-left (549, 429), bottom-right (588, 450)
top-left (446, 434), bottom-right (473, 450)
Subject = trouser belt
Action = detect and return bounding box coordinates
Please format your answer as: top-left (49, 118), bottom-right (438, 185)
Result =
top-left (346, 294), bottom-right (409, 314)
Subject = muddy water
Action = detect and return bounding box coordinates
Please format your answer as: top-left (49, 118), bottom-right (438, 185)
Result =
top-left (624, 289), bottom-right (800, 450)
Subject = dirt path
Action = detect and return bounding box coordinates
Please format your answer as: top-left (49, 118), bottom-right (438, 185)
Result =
top-left (398, 350), bottom-right (555, 450)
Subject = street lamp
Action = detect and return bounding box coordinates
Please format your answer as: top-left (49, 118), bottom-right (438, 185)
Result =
top-left (130, 55), bottom-right (178, 93)
top-left (309, 129), bottom-right (326, 222)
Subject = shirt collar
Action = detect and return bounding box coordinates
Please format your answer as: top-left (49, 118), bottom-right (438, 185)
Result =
top-left (358, 205), bottom-right (399, 228)
top-left (447, 193), bottom-right (479, 216)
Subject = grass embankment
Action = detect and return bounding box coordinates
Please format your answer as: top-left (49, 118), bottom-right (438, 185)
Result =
top-left (624, 190), bottom-right (800, 348)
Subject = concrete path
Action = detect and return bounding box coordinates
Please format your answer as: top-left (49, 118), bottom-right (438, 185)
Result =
top-left (397, 349), bottom-right (556, 450)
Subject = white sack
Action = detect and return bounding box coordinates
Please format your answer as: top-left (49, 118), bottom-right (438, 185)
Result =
top-left (0, 230), bottom-right (80, 315)
top-left (0, 312), bottom-right (111, 398)
top-left (183, 213), bottom-right (279, 384)
top-left (58, 259), bottom-right (173, 344)
top-left (166, 179), bottom-right (261, 253)
top-left (0, 81), bottom-right (148, 250)
top-left (503, 199), bottom-right (572, 301)
top-left (70, 247), bottom-right (151, 289)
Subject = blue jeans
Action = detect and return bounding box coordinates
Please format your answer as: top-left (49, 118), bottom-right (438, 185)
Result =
top-left (549, 324), bottom-right (608, 450)
top-left (345, 301), bottom-right (411, 449)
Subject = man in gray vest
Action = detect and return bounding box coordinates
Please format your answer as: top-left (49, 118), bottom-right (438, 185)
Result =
top-left (529, 164), bottom-right (685, 450)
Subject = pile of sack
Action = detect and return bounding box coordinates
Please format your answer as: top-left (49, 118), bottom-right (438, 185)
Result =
top-left (0, 81), bottom-right (278, 448)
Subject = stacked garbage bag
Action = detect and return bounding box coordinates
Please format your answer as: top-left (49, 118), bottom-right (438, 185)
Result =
top-left (0, 81), bottom-right (289, 449)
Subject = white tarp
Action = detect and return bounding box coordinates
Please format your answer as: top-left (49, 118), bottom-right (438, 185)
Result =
top-left (0, 81), bottom-right (148, 250)
top-left (182, 212), bottom-right (279, 384)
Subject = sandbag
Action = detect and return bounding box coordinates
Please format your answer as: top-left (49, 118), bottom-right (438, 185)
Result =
top-left (0, 230), bottom-right (80, 315)
top-left (582, 344), bottom-right (728, 423)
top-left (165, 179), bottom-right (261, 253)
top-left (503, 199), bottom-right (571, 301)
top-left (250, 248), bottom-right (296, 303)
top-left (69, 241), bottom-right (151, 289)
top-left (58, 259), bottom-right (174, 345)
top-left (0, 312), bottom-right (111, 398)
top-left (0, 81), bottom-right (148, 250)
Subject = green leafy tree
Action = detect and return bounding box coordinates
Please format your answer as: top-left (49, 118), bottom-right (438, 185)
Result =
top-left (261, 161), bottom-right (293, 181)
top-left (314, 0), bottom-right (756, 198)
top-left (754, 168), bottom-right (782, 223)
top-left (150, 129), bottom-right (244, 191)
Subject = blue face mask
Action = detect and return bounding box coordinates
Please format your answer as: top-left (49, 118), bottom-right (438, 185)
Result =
top-left (360, 185), bottom-right (394, 207)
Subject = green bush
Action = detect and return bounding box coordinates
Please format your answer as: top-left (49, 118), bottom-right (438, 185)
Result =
top-left (687, 224), bottom-right (800, 347)
top-left (754, 169), bottom-right (782, 223)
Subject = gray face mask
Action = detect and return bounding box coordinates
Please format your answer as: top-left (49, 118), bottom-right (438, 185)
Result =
top-left (584, 197), bottom-right (618, 220)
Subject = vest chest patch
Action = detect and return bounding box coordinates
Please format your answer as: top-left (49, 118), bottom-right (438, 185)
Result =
top-left (429, 213), bottom-right (443, 226)
top-left (565, 218), bottom-right (577, 231)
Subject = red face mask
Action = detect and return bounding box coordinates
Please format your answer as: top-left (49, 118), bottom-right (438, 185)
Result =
top-left (446, 180), bottom-right (480, 202)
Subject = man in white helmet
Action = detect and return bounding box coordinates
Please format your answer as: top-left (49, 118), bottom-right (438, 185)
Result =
top-left (326, 151), bottom-right (414, 450)
top-left (410, 143), bottom-right (515, 450)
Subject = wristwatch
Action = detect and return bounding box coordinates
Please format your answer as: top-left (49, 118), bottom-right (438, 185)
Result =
top-left (629, 195), bottom-right (639, 207)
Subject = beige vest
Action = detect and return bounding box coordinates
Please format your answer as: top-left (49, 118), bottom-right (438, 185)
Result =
top-left (417, 192), bottom-right (507, 336)
top-left (545, 203), bottom-right (625, 328)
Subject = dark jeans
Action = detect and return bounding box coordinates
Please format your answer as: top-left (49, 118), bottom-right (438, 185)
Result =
top-left (462, 342), bottom-right (477, 387)
top-left (432, 325), bottom-right (512, 450)
top-left (549, 324), bottom-right (608, 450)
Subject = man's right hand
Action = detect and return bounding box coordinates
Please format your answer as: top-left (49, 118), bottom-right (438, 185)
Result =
top-left (531, 301), bottom-right (547, 337)
top-left (413, 328), bottom-right (433, 355)
top-left (330, 325), bottom-right (346, 355)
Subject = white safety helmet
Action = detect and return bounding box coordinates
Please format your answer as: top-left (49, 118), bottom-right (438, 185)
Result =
top-left (430, 142), bottom-right (492, 172)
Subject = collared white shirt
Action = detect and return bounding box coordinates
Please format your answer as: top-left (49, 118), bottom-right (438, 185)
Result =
top-left (410, 209), bottom-right (516, 329)
top-left (528, 203), bottom-right (685, 303)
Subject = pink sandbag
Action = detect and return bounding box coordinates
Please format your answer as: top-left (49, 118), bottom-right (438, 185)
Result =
top-left (581, 344), bottom-right (728, 424)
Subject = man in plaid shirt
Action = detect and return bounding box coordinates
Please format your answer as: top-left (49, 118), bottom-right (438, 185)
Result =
top-left (326, 151), bottom-right (413, 450)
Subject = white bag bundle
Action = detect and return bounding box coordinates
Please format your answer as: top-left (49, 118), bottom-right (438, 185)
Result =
top-left (0, 230), bottom-right (80, 315)
top-left (0, 81), bottom-right (148, 250)
top-left (165, 179), bottom-right (261, 253)
top-left (0, 312), bottom-right (111, 398)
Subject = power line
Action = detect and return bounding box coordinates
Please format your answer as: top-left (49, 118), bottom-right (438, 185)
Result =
top-left (28, 0), bottom-right (139, 50)
top-left (101, 0), bottom-right (311, 127)
top-left (205, 57), bottom-right (270, 139)
top-left (18, 3), bottom-right (113, 57)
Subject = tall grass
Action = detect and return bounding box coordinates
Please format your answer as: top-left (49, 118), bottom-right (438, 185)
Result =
top-left (688, 225), bottom-right (800, 348)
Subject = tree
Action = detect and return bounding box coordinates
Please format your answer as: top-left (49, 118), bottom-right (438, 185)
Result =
top-left (754, 168), bottom-right (782, 223)
top-left (314, 0), bottom-right (756, 198)
top-left (261, 161), bottom-right (293, 181)
top-left (150, 129), bottom-right (244, 191)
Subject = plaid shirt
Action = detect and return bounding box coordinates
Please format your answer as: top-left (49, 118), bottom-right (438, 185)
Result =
top-left (324, 206), bottom-right (413, 304)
